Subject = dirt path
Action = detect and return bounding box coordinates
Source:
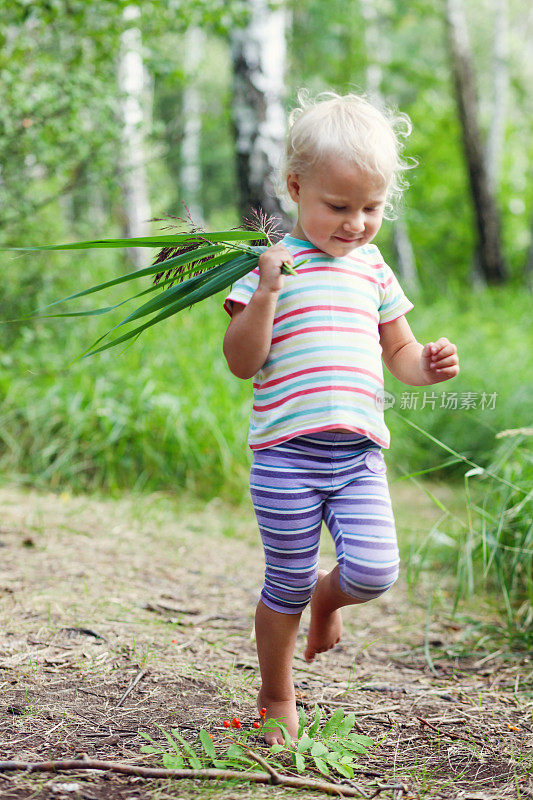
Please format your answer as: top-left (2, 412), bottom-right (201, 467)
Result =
top-left (0, 485), bottom-right (530, 799)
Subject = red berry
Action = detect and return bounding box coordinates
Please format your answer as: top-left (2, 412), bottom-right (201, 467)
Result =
top-left (253, 721), bottom-right (261, 729)
top-left (171, 639), bottom-right (178, 644)
top-left (260, 707), bottom-right (267, 717)
top-left (232, 717), bottom-right (241, 728)
top-left (223, 720), bottom-right (231, 728)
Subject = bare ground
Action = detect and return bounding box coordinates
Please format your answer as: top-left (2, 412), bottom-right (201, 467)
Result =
top-left (0, 483), bottom-right (531, 800)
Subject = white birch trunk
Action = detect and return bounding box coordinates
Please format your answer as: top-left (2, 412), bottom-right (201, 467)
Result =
top-left (118, 5), bottom-right (151, 268)
top-left (360, 0), bottom-right (418, 293)
top-left (486, 0), bottom-right (508, 193)
top-left (230, 0), bottom-right (291, 228)
top-left (445, 0), bottom-right (506, 282)
top-left (180, 27), bottom-right (205, 226)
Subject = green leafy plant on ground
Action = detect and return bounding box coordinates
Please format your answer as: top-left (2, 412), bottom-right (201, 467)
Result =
top-left (139, 707), bottom-right (375, 783)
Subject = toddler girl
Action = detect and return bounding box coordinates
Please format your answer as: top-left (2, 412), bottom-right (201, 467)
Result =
top-left (223, 90), bottom-right (459, 745)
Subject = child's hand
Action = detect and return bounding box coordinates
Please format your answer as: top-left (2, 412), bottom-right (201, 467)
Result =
top-left (257, 243), bottom-right (294, 294)
top-left (420, 338), bottom-right (459, 383)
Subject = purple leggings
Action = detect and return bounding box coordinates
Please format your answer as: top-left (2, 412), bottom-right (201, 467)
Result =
top-left (250, 431), bottom-right (399, 614)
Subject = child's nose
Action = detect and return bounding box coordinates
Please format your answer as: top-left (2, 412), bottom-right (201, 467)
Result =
top-left (344, 212), bottom-right (364, 233)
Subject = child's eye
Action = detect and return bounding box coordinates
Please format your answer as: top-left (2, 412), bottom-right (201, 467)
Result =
top-left (328, 204), bottom-right (346, 211)
top-left (364, 207), bottom-right (378, 213)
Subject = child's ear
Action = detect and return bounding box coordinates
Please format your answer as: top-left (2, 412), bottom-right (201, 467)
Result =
top-left (286, 173), bottom-right (301, 203)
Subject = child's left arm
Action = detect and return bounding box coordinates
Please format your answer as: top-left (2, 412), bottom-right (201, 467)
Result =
top-left (379, 315), bottom-right (459, 386)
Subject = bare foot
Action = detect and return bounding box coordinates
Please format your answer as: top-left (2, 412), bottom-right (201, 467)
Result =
top-left (257, 688), bottom-right (298, 746)
top-left (304, 569), bottom-right (343, 663)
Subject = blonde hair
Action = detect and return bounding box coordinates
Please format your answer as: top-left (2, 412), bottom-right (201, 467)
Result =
top-left (277, 89), bottom-right (414, 219)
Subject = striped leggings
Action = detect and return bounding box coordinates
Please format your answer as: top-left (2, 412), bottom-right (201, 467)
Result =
top-left (250, 431), bottom-right (400, 614)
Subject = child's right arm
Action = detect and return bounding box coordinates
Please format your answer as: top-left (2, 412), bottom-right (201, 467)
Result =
top-left (223, 243), bottom-right (294, 380)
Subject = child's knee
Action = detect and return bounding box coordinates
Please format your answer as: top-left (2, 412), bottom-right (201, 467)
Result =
top-left (339, 560), bottom-right (399, 602)
top-left (261, 567), bottom-right (319, 614)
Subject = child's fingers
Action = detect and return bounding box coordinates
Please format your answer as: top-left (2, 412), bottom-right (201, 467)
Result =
top-left (432, 356), bottom-right (459, 369)
top-left (432, 337), bottom-right (455, 355)
top-left (434, 364), bottom-right (460, 377)
top-left (430, 339), bottom-right (457, 362)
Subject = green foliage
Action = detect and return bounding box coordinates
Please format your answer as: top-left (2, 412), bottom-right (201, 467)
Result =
top-left (384, 285), bottom-right (533, 480)
top-left (459, 431), bottom-right (532, 646)
top-left (268, 706), bottom-right (375, 779)
top-left (139, 707), bottom-right (375, 782)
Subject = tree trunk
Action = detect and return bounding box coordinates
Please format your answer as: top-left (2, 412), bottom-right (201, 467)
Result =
top-left (118, 5), bottom-right (151, 268)
top-left (230, 0), bottom-right (292, 231)
top-left (444, 0), bottom-right (507, 283)
top-left (487, 0), bottom-right (508, 193)
top-left (360, 0), bottom-right (418, 293)
top-left (180, 27), bottom-right (205, 226)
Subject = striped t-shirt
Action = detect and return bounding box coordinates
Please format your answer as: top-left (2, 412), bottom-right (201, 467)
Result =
top-left (223, 234), bottom-right (413, 450)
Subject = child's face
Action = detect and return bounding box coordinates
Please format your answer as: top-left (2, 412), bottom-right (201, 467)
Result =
top-left (287, 156), bottom-right (387, 257)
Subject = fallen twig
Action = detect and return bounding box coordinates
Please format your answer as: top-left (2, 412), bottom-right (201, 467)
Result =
top-left (0, 758), bottom-right (369, 796)
top-left (368, 784), bottom-right (408, 799)
top-left (415, 716), bottom-right (486, 747)
top-left (116, 669), bottom-right (148, 708)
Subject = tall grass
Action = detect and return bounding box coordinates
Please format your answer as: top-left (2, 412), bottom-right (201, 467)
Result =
top-left (0, 254), bottom-right (531, 500)
top-left (459, 430), bottom-right (532, 646)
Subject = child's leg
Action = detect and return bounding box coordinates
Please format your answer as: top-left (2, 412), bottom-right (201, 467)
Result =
top-left (249, 443), bottom-right (324, 743)
top-left (306, 447), bottom-right (399, 662)
top-left (255, 600), bottom-right (301, 745)
top-left (305, 565), bottom-right (363, 662)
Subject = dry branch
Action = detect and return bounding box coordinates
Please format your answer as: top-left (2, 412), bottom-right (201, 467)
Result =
top-left (0, 758), bottom-right (370, 797)
top-left (116, 668), bottom-right (148, 707)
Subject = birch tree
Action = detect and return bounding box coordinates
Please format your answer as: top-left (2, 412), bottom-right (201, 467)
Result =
top-left (180, 27), bottom-right (205, 225)
top-left (487, 0), bottom-right (508, 193)
top-left (230, 0), bottom-right (292, 228)
top-left (118, 5), bottom-right (151, 268)
top-left (444, 0), bottom-right (507, 283)
top-left (360, 0), bottom-right (418, 293)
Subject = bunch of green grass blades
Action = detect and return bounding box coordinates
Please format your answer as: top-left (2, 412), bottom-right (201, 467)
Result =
top-left (18, 209), bottom-right (301, 360)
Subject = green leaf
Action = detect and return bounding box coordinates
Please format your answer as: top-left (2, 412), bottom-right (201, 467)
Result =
top-left (30, 244), bottom-right (225, 315)
top-left (269, 743), bottom-right (286, 754)
top-left (262, 717), bottom-right (292, 749)
top-left (333, 762), bottom-right (353, 779)
top-left (79, 253), bottom-right (257, 358)
top-left (226, 743), bottom-right (246, 758)
top-left (198, 729), bottom-right (216, 759)
top-left (4, 229), bottom-right (268, 252)
top-left (310, 741), bottom-right (329, 758)
top-left (321, 708), bottom-right (344, 739)
top-left (348, 734), bottom-right (375, 747)
top-left (276, 720), bottom-right (293, 749)
top-left (297, 735), bottom-right (314, 753)
top-left (313, 756), bottom-right (329, 775)
top-left (170, 729), bottom-right (202, 769)
top-left (156, 725), bottom-right (183, 757)
top-left (308, 705), bottom-right (321, 738)
top-left (297, 706), bottom-right (307, 739)
top-left (162, 753), bottom-right (184, 769)
top-left (342, 741), bottom-right (367, 754)
top-left (338, 754), bottom-right (356, 765)
top-left (140, 745), bottom-right (160, 754)
top-left (337, 712), bottom-right (356, 737)
top-left (294, 752), bottom-right (306, 773)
